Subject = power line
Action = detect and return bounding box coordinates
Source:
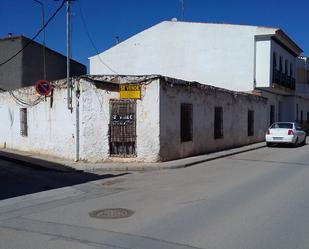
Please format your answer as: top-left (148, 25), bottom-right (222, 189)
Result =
top-left (0, 0), bottom-right (66, 67)
top-left (77, 0), bottom-right (119, 75)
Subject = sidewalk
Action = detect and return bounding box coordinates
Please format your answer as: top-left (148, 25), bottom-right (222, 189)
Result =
top-left (0, 142), bottom-right (266, 172)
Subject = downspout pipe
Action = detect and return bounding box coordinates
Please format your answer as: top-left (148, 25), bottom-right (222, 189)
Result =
top-left (75, 80), bottom-right (80, 161)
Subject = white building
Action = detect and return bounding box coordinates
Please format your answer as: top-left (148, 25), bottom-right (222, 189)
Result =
top-left (0, 75), bottom-right (268, 163)
top-left (89, 20), bottom-right (309, 127)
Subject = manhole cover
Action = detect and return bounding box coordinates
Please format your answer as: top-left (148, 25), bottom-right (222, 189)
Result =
top-left (89, 208), bottom-right (134, 219)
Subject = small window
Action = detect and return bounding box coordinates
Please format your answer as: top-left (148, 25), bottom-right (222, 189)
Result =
top-left (180, 103), bottom-right (193, 142)
top-left (248, 110), bottom-right (254, 136)
top-left (20, 108), bottom-right (28, 137)
top-left (214, 107), bottom-right (223, 139)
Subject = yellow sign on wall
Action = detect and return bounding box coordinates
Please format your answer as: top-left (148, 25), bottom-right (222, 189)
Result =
top-left (119, 84), bottom-right (141, 99)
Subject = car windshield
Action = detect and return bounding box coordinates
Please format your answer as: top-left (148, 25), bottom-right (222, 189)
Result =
top-left (270, 123), bottom-right (293, 129)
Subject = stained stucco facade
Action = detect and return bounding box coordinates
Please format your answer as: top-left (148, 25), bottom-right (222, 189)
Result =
top-left (0, 75), bottom-right (268, 163)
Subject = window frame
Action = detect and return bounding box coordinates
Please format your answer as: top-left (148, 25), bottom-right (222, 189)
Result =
top-left (20, 108), bottom-right (28, 137)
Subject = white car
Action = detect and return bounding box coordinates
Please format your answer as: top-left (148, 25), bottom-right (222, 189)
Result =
top-left (265, 122), bottom-right (306, 147)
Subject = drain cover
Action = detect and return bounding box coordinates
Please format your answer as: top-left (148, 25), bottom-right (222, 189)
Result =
top-left (89, 208), bottom-right (134, 219)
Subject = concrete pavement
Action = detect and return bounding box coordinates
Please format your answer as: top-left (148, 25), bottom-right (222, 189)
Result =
top-left (0, 142), bottom-right (265, 172)
top-left (0, 142), bottom-right (309, 248)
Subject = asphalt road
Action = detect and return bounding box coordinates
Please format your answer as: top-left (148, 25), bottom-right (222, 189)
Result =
top-left (1, 142), bottom-right (309, 249)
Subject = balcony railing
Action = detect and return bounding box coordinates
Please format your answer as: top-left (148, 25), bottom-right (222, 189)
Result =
top-left (273, 69), bottom-right (295, 90)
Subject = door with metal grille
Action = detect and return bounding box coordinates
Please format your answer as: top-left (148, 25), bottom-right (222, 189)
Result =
top-left (109, 99), bottom-right (136, 157)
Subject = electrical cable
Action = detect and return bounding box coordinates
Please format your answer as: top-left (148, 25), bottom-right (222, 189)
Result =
top-left (9, 90), bottom-right (44, 107)
top-left (0, 0), bottom-right (66, 67)
top-left (77, 0), bottom-right (119, 75)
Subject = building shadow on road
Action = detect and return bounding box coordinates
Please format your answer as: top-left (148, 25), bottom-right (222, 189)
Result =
top-left (268, 143), bottom-right (307, 148)
top-left (0, 153), bottom-right (130, 201)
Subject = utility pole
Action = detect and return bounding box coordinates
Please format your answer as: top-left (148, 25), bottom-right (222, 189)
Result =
top-left (33, 0), bottom-right (46, 80)
top-left (66, 0), bottom-right (72, 111)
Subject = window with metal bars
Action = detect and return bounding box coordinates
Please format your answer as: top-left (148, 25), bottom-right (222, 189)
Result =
top-left (109, 99), bottom-right (136, 157)
top-left (20, 108), bottom-right (28, 137)
top-left (180, 103), bottom-right (193, 142)
top-left (214, 106), bottom-right (223, 139)
top-left (248, 110), bottom-right (254, 137)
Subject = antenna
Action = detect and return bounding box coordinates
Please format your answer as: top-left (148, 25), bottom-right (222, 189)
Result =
top-left (180, 0), bottom-right (184, 21)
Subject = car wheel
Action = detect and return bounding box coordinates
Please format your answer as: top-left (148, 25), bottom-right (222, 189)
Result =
top-left (266, 142), bottom-right (272, 147)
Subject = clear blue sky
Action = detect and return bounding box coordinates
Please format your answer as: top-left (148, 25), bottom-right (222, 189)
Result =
top-left (1, 0), bottom-right (308, 70)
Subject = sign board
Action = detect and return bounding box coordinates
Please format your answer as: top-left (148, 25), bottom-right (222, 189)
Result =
top-left (119, 84), bottom-right (141, 99)
top-left (35, 80), bottom-right (52, 96)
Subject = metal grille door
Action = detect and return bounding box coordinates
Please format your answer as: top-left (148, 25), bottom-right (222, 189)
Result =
top-left (109, 99), bottom-right (136, 157)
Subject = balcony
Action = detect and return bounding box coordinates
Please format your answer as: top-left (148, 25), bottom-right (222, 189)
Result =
top-left (273, 69), bottom-right (295, 90)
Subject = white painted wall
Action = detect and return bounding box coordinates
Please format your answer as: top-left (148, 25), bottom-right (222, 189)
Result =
top-left (90, 21), bottom-right (278, 92)
top-left (159, 79), bottom-right (268, 161)
top-left (255, 40), bottom-right (271, 87)
top-left (78, 79), bottom-right (118, 162)
top-left (78, 78), bottom-right (161, 163)
top-left (0, 82), bottom-right (76, 159)
top-left (0, 78), bottom-right (161, 163)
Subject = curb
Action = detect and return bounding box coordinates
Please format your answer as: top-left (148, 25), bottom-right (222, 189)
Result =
top-left (0, 143), bottom-right (266, 172)
top-left (84, 144), bottom-right (266, 172)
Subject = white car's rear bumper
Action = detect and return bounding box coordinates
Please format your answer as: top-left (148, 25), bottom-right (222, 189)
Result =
top-left (265, 135), bottom-right (296, 144)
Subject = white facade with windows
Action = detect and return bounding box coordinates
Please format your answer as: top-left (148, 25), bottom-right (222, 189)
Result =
top-left (89, 20), bottom-right (309, 127)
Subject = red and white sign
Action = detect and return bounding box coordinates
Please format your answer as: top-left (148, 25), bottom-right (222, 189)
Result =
top-left (35, 80), bottom-right (52, 96)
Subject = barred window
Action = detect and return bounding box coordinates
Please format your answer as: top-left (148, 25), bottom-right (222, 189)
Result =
top-left (248, 110), bottom-right (254, 137)
top-left (20, 108), bottom-right (28, 137)
top-left (214, 107), bottom-right (223, 139)
top-left (180, 103), bottom-right (193, 142)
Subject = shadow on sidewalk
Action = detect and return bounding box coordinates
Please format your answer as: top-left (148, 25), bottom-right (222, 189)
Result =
top-left (0, 153), bottom-right (130, 201)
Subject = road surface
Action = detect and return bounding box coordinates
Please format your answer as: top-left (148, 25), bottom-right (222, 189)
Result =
top-left (1, 142), bottom-right (309, 248)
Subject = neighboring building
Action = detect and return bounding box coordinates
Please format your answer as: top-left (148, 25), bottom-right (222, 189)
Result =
top-left (0, 75), bottom-right (268, 163)
top-left (296, 56), bottom-right (309, 96)
top-left (0, 35), bottom-right (86, 91)
top-left (89, 20), bottom-right (309, 126)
